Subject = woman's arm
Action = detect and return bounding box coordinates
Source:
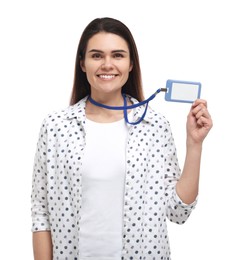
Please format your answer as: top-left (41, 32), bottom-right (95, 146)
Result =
top-left (33, 231), bottom-right (53, 260)
top-left (176, 99), bottom-right (213, 204)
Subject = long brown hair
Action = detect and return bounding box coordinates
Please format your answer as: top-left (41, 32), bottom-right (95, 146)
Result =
top-left (70, 17), bottom-right (144, 105)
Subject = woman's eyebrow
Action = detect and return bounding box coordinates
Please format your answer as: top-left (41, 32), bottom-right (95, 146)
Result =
top-left (111, 50), bottom-right (128, 53)
top-left (88, 49), bottom-right (103, 53)
top-left (88, 49), bottom-right (128, 53)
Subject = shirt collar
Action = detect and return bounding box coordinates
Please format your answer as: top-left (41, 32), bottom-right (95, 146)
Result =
top-left (128, 95), bottom-right (155, 124)
top-left (63, 96), bottom-right (88, 122)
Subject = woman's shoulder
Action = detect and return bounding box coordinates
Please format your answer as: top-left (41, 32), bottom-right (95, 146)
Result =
top-left (41, 97), bottom-right (87, 127)
top-left (147, 106), bottom-right (170, 125)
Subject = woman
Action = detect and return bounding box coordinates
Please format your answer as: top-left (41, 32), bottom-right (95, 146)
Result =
top-left (31, 17), bottom-right (213, 260)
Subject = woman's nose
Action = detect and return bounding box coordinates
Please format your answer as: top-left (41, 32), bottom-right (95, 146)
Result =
top-left (101, 57), bottom-right (113, 70)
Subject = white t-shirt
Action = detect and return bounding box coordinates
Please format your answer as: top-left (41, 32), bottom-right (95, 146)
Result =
top-left (79, 117), bottom-right (128, 259)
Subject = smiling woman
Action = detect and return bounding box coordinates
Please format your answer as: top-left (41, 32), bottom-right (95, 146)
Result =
top-left (80, 32), bottom-right (133, 107)
top-left (70, 17), bottom-right (144, 106)
top-left (31, 17), bottom-right (212, 260)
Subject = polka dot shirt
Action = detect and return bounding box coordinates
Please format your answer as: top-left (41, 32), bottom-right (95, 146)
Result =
top-left (31, 95), bottom-right (197, 260)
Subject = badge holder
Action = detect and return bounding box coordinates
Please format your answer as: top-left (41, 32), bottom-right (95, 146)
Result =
top-left (165, 79), bottom-right (201, 103)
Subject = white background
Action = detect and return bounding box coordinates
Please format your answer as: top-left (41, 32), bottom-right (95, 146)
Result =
top-left (0, 0), bottom-right (235, 259)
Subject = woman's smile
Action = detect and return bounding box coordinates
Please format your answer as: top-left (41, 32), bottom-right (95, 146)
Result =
top-left (97, 74), bottom-right (118, 80)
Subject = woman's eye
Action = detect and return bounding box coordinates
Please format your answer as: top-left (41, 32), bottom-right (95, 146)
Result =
top-left (114, 53), bottom-right (123, 58)
top-left (92, 53), bottom-right (102, 59)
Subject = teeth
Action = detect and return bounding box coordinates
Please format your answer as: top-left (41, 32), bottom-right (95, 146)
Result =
top-left (99, 75), bottom-right (115, 79)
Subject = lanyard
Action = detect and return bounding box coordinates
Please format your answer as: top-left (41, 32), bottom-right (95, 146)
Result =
top-left (88, 88), bottom-right (167, 125)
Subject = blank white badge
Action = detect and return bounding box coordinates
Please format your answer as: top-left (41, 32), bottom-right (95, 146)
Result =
top-left (165, 79), bottom-right (201, 103)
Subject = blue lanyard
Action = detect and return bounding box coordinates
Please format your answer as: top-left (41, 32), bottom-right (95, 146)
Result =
top-left (88, 88), bottom-right (167, 125)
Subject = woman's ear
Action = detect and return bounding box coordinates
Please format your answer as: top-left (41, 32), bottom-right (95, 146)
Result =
top-left (80, 60), bottom-right (86, 72)
top-left (129, 61), bottom-right (133, 72)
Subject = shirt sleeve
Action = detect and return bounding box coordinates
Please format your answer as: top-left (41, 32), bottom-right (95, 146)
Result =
top-left (163, 120), bottom-right (197, 224)
top-left (31, 118), bottom-right (51, 232)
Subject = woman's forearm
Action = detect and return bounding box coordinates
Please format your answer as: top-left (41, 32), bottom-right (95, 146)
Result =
top-left (176, 143), bottom-right (202, 204)
top-left (176, 98), bottom-right (213, 204)
top-left (33, 231), bottom-right (53, 260)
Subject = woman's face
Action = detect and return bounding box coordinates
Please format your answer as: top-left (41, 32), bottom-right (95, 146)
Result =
top-left (81, 32), bottom-right (133, 98)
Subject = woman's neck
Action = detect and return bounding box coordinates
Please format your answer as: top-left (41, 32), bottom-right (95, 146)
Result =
top-left (85, 93), bottom-right (132, 123)
top-left (90, 90), bottom-right (124, 106)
